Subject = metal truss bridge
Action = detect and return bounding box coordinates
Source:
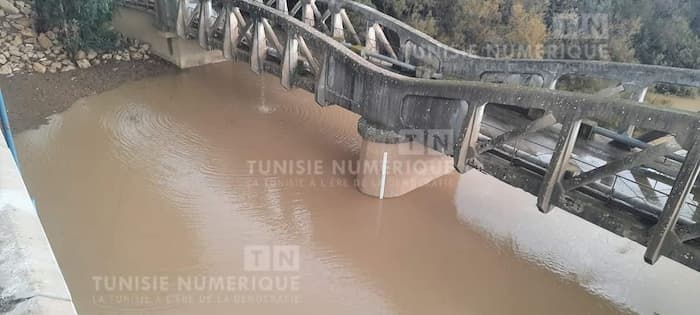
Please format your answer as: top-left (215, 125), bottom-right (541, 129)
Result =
top-left (121, 0), bottom-right (700, 272)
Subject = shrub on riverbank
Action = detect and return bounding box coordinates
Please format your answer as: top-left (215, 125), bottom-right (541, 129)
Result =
top-left (34, 0), bottom-right (119, 55)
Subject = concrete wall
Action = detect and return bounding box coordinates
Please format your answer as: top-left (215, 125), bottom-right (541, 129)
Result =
top-left (0, 134), bottom-right (76, 314)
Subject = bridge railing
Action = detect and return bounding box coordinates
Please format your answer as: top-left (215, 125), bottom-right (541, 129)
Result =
top-left (128, 0), bottom-right (700, 272)
top-left (159, 1), bottom-right (700, 98)
top-left (311, 0), bottom-right (699, 94)
top-left (290, 0), bottom-right (699, 138)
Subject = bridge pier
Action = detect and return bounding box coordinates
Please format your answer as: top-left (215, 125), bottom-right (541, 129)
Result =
top-left (113, 6), bottom-right (226, 69)
top-left (356, 118), bottom-right (454, 199)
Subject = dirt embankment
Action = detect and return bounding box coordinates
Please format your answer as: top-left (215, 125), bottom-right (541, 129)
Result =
top-left (0, 0), bottom-right (180, 132)
top-left (0, 58), bottom-right (178, 133)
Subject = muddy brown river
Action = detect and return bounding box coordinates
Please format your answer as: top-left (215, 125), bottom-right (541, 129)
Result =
top-left (16, 63), bottom-right (700, 314)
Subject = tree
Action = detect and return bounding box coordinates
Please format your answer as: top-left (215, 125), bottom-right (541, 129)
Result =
top-left (364, 0), bottom-right (698, 68)
top-left (503, 0), bottom-right (548, 58)
top-left (447, 0), bottom-right (503, 51)
top-left (634, 0), bottom-right (700, 68)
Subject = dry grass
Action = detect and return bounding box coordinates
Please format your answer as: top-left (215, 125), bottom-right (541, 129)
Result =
top-left (645, 93), bottom-right (700, 113)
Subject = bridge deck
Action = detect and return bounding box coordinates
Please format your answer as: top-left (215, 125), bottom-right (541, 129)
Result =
top-left (481, 105), bottom-right (697, 221)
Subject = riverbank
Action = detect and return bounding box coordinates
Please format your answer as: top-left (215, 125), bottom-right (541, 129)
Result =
top-left (0, 57), bottom-right (178, 132)
top-left (0, 0), bottom-right (179, 132)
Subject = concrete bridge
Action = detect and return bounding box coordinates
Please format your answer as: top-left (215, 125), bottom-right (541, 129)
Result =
top-left (120, 0), bottom-right (700, 273)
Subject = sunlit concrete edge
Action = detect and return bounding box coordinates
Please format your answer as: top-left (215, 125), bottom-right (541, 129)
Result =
top-left (0, 133), bottom-right (77, 314)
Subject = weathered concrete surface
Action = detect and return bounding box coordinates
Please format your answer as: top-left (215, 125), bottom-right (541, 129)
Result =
top-left (0, 137), bottom-right (76, 314)
top-left (356, 139), bottom-right (454, 198)
top-left (113, 7), bottom-right (226, 68)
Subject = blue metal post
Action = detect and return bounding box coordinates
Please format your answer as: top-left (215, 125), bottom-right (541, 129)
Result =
top-left (0, 89), bottom-right (19, 164)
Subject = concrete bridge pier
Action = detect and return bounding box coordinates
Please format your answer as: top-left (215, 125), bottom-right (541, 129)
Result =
top-left (356, 118), bottom-right (454, 199)
top-left (113, 6), bottom-right (226, 69)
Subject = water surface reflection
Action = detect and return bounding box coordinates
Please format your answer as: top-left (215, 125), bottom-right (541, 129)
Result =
top-left (16, 62), bottom-right (700, 315)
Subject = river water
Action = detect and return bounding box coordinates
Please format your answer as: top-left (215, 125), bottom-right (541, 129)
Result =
top-left (16, 62), bottom-right (700, 315)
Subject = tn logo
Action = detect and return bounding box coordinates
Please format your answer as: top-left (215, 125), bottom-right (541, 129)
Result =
top-left (244, 245), bottom-right (300, 272)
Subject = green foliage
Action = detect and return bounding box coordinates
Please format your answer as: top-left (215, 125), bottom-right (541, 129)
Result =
top-left (653, 83), bottom-right (698, 98)
top-left (29, 0), bottom-right (700, 69)
top-left (633, 0), bottom-right (700, 69)
top-left (34, 0), bottom-right (119, 55)
top-left (364, 0), bottom-right (699, 69)
top-left (365, 0), bottom-right (548, 58)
